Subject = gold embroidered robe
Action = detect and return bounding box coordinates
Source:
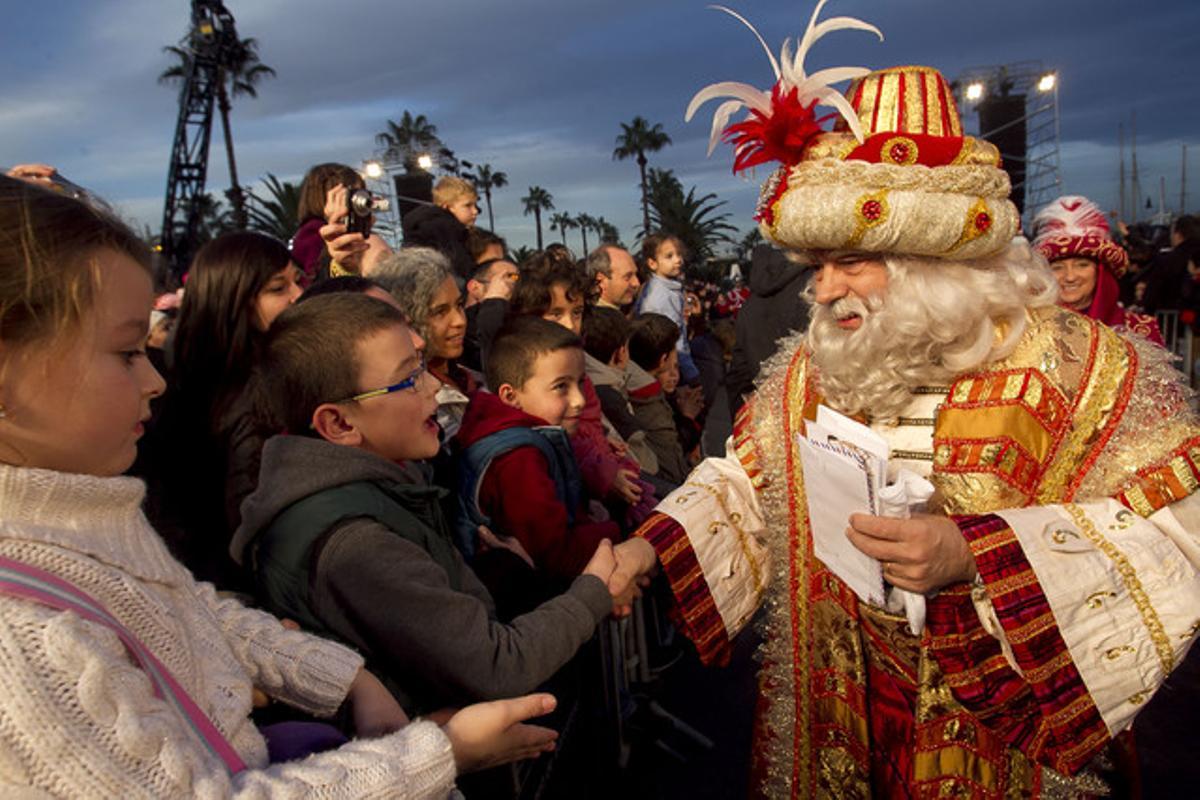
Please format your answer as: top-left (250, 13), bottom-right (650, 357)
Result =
top-left (636, 306), bottom-right (1200, 798)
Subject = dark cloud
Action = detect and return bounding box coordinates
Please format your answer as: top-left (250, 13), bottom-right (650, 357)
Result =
top-left (3, 0), bottom-right (1195, 249)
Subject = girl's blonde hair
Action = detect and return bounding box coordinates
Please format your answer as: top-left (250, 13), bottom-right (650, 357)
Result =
top-left (0, 175), bottom-right (151, 353)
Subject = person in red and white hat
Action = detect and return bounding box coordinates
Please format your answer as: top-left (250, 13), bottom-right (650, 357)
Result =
top-left (608, 3), bottom-right (1200, 797)
top-left (1034, 194), bottom-right (1163, 343)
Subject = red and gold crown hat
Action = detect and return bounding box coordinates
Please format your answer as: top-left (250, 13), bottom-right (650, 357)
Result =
top-left (687, 4), bottom-right (1019, 261)
top-left (1032, 196), bottom-right (1130, 277)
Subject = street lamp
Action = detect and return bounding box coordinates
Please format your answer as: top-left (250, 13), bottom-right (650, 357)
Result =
top-left (966, 82), bottom-right (985, 101)
top-left (1037, 73), bottom-right (1056, 93)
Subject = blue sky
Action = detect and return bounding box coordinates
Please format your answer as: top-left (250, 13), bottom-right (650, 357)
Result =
top-left (2, 0), bottom-right (1196, 252)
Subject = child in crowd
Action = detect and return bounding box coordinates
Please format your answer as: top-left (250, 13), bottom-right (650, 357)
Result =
top-left (462, 257), bottom-right (519, 372)
top-left (0, 174), bottom-right (561, 797)
top-left (581, 307), bottom-right (675, 485)
top-left (401, 176), bottom-right (478, 280)
top-left (455, 317), bottom-right (621, 583)
top-left (629, 313), bottom-right (704, 469)
top-left (232, 293), bottom-right (629, 715)
top-left (140, 231), bottom-right (302, 591)
top-left (635, 232), bottom-right (699, 385)
top-left (509, 254), bottom-right (657, 528)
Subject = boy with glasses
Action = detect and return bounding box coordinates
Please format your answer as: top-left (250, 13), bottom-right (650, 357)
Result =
top-left (231, 293), bottom-right (632, 715)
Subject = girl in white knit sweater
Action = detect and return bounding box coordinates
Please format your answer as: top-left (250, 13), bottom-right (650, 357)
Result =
top-left (0, 168), bottom-right (559, 798)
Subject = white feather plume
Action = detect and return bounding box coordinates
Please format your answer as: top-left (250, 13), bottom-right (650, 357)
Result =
top-left (685, 2), bottom-right (884, 156)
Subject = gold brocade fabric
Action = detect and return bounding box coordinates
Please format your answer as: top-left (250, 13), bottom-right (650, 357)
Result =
top-left (743, 306), bottom-right (1198, 798)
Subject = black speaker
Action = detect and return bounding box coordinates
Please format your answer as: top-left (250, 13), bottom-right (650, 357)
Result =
top-left (977, 94), bottom-right (1028, 214)
top-left (393, 172), bottom-right (434, 219)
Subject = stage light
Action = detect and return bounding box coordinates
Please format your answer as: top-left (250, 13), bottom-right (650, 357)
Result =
top-left (1037, 73), bottom-right (1056, 93)
top-left (966, 82), bottom-right (985, 101)
top-left (416, 153), bottom-right (434, 171)
top-left (364, 161), bottom-right (384, 179)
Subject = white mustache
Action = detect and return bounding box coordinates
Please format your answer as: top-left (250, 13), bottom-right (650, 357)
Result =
top-left (830, 296), bottom-right (870, 320)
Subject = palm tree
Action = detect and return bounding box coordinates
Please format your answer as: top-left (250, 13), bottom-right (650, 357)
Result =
top-left (160, 38), bottom-right (276, 231)
top-left (244, 173), bottom-right (300, 240)
top-left (646, 168), bottom-right (737, 266)
top-left (376, 111), bottom-right (443, 172)
top-left (575, 213), bottom-right (598, 254)
top-left (549, 212), bottom-right (577, 245)
top-left (736, 228), bottom-right (765, 260)
top-left (594, 216), bottom-right (622, 245)
top-left (472, 164), bottom-right (508, 231)
top-left (613, 116), bottom-right (673, 237)
top-left (511, 245), bottom-right (535, 266)
top-left (521, 186), bottom-right (554, 250)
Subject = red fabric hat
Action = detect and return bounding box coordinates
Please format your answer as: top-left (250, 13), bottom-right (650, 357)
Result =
top-left (1032, 196), bottom-right (1129, 277)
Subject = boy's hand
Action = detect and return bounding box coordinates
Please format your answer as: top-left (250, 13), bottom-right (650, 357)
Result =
top-left (676, 385), bottom-right (704, 420)
top-left (443, 694), bottom-right (558, 773)
top-left (612, 468), bottom-right (643, 505)
top-left (607, 538), bottom-right (658, 617)
top-left (477, 525), bottom-right (535, 569)
top-left (347, 668), bottom-right (410, 737)
top-left (582, 538), bottom-right (617, 585)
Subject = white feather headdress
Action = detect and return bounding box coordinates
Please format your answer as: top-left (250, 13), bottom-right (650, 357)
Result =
top-left (684, 1), bottom-right (883, 172)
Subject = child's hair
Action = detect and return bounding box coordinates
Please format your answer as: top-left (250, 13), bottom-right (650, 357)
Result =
top-left (432, 176), bottom-right (477, 207)
top-left (509, 254), bottom-right (589, 318)
top-left (485, 316), bottom-right (583, 392)
top-left (582, 306), bottom-right (631, 364)
top-left (172, 232), bottom-right (292, 419)
top-left (468, 227), bottom-right (507, 261)
top-left (628, 312), bottom-right (679, 371)
top-left (297, 163), bottom-right (364, 222)
top-left (299, 274), bottom-right (382, 302)
top-left (370, 247), bottom-right (454, 338)
top-left (0, 175), bottom-right (151, 353)
top-left (260, 292), bottom-right (407, 434)
top-left (640, 231), bottom-right (684, 265)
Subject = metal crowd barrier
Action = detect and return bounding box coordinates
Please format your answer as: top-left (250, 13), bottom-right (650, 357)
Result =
top-left (1155, 310), bottom-right (1197, 387)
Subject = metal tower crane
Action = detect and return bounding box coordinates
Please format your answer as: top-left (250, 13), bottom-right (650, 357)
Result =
top-left (160, 0), bottom-right (240, 277)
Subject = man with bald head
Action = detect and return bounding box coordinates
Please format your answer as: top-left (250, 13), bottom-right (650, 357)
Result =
top-left (587, 245), bottom-right (641, 311)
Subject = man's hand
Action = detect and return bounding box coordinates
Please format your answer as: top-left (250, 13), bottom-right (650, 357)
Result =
top-left (346, 668), bottom-right (410, 738)
top-left (443, 694), bottom-right (559, 773)
top-left (845, 513), bottom-right (977, 594)
top-left (482, 273), bottom-right (515, 301)
top-left (612, 468), bottom-right (643, 505)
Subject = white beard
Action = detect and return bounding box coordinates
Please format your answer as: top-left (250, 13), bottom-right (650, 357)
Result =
top-left (804, 243), bottom-right (1059, 422)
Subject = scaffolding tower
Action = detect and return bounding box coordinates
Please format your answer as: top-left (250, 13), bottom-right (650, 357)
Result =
top-left (953, 61), bottom-right (1063, 228)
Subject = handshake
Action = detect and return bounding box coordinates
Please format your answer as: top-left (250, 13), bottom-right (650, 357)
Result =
top-left (582, 537), bottom-right (660, 618)
top-left (476, 526), bottom-right (660, 619)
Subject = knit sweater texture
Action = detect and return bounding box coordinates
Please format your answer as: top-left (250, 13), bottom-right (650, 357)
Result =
top-left (0, 463), bottom-right (457, 798)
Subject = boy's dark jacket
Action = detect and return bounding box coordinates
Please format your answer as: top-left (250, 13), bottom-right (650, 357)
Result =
top-left (231, 434), bottom-right (610, 714)
top-left (399, 204), bottom-right (475, 280)
top-left (455, 390), bottom-right (619, 579)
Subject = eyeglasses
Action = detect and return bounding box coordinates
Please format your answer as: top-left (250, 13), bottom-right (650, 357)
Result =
top-left (337, 357), bottom-right (428, 404)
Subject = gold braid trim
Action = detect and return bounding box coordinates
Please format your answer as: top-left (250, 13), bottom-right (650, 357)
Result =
top-left (682, 480), bottom-right (765, 594)
top-left (786, 157), bottom-right (1012, 197)
top-left (1063, 503), bottom-right (1174, 675)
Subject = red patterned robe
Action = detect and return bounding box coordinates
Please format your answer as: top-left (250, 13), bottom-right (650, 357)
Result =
top-left (635, 306), bottom-right (1200, 797)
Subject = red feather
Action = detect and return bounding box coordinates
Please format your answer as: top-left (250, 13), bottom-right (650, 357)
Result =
top-left (722, 83), bottom-right (834, 174)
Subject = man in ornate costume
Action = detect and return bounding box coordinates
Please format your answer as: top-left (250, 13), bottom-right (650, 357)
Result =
top-left (613, 4), bottom-right (1200, 797)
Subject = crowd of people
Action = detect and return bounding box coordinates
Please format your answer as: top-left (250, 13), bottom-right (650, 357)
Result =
top-left (1, 8), bottom-right (1199, 797)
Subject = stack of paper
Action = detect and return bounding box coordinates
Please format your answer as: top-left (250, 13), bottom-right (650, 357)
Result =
top-left (796, 406), bottom-right (889, 606)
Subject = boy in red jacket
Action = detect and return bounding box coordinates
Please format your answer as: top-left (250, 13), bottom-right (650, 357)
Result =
top-left (456, 317), bottom-right (621, 582)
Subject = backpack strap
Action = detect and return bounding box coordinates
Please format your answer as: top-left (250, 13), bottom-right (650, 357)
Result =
top-left (0, 556), bottom-right (248, 774)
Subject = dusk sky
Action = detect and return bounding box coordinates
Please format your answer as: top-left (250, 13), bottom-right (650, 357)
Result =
top-left (3, 0), bottom-right (1196, 253)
